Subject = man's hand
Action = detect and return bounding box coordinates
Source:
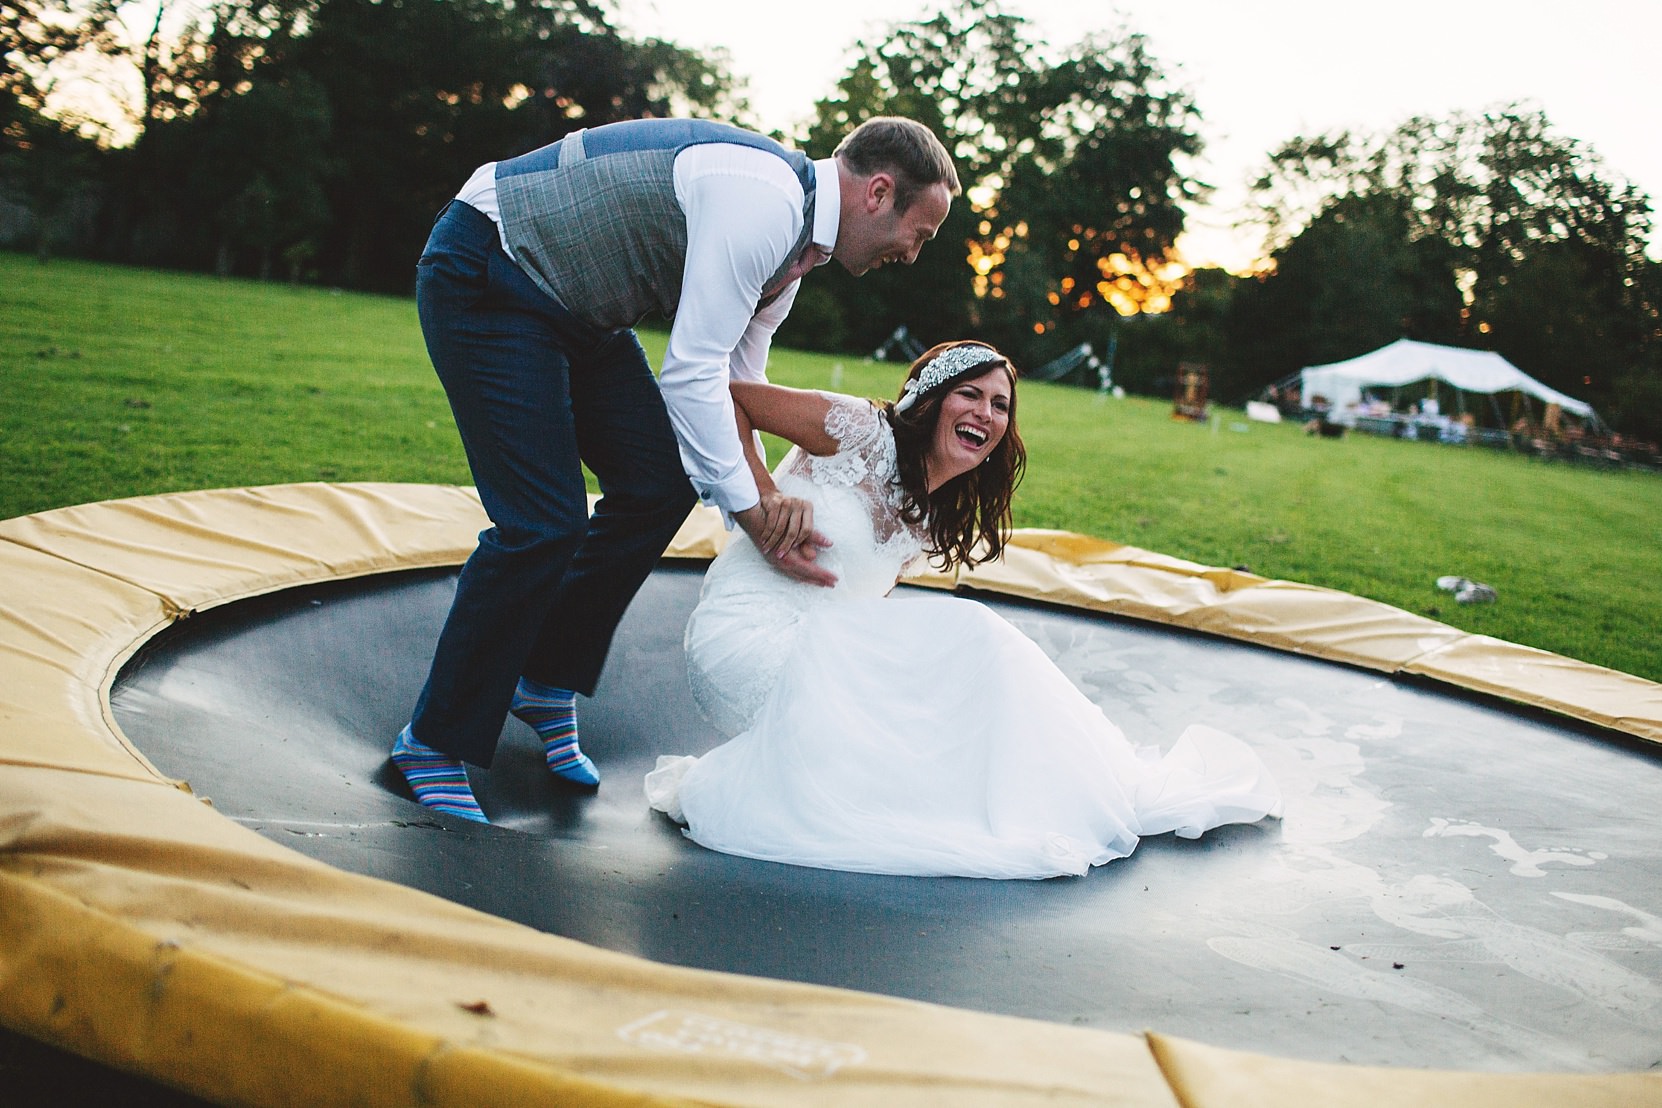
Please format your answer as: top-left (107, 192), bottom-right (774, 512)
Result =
top-left (772, 535), bottom-right (836, 587)
top-left (734, 493), bottom-right (836, 587)
top-left (746, 488), bottom-right (815, 555)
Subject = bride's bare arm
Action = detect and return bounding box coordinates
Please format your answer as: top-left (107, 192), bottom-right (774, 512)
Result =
top-left (729, 381), bottom-right (840, 456)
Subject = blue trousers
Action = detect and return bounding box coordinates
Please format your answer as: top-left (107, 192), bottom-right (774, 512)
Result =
top-left (410, 201), bottom-right (697, 766)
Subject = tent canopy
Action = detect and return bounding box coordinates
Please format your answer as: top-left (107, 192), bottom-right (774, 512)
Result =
top-left (1300, 339), bottom-right (1597, 421)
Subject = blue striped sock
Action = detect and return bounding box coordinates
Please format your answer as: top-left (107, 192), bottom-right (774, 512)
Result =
top-left (391, 725), bottom-right (488, 822)
top-left (511, 678), bottom-right (600, 787)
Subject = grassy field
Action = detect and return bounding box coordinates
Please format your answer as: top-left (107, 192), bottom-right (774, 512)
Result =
top-left (4, 251), bottom-right (1660, 683)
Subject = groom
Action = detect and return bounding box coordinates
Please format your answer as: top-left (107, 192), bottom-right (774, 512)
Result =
top-left (393, 115), bottom-right (960, 822)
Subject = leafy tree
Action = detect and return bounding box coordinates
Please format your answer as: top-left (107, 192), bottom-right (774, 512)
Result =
top-left (1, 105), bottom-right (102, 259)
top-left (798, 0), bottom-right (1204, 368)
top-left (190, 72), bottom-right (332, 280)
top-left (1, 0), bottom-right (120, 119)
top-left (1, 0), bottom-right (121, 258)
top-left (1227, 191), bottom-right (1464, 391)
top-left (106, 0), bottom-right (318, 270)
top-left (1464, 113), bottom-right (1655, 420)
top-left (270, 0), bottom-right (532, 288)
top-left (105, 0), bottom-right (736, 288)
top-left (1129, 265), bottom-right (1248, 402)
top-left (290, 0), bottom-right (736, 289)
top-left (1235, 106), bottom-right (1659, 435)
top-left (989, 30), bottom-right (1203, 347)
top-left (1610, 255), bottom-right (1662, 443)
top-left (799, 0), bottom-right (1034, 354)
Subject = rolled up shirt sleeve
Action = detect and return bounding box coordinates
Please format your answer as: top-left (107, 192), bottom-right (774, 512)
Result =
top-left (661, 148), bottom-right (806, 517)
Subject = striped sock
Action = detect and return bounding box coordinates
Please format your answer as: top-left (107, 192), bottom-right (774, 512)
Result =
top-left (391, 725), bottom-right (488, 823)
top-left (511, 678), bottom-right (600, 787)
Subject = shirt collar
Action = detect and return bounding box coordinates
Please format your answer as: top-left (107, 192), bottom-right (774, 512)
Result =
top-left (811, 158), bottom-right (839, 259)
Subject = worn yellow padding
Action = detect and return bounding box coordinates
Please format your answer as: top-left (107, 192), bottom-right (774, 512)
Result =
top-left (1, 482), bottom-right (1658, 1105)
top-left (1146, 1033), bottom-right (1662, 1107)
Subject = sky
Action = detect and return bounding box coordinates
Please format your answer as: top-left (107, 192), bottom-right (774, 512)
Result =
top-left (615, 0), bottom-right (1662, 272)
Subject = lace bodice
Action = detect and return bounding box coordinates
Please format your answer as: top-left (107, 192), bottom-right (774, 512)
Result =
top-left (779, 394), bottom-right (923, 557)
top-left (683, 393), bottom-right (926, 735)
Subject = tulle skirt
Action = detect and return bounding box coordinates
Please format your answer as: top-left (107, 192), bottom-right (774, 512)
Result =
top-left (647, 595), bottom-right (1282, 879)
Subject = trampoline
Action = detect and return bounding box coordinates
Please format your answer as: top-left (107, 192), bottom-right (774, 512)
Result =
top-left (2, 482), bottom-right (1659, 1106)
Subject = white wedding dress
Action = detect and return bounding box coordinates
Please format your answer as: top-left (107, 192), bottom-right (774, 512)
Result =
top-left (645, 394), bottom-right (1282, 879)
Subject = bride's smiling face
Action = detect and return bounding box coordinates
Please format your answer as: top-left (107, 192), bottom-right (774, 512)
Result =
top-left (926, 366), bottom-right (1013, 489)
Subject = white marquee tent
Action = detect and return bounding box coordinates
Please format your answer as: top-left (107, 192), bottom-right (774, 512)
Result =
top-left (1300, 339), bottom-right (1599, 425)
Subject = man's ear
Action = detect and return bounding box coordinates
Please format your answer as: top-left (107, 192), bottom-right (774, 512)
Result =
top-left (865, 172), bottom-right (894, 212)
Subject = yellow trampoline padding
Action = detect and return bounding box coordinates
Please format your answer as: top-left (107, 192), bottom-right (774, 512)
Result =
top-left (0, 482), bottom-right (489, 615)
top-left (967, 530), bottom-right (1661, 745)
top-left (1146, 1032), bottom-right (1662, 1107)
top-left (0, 765), bottom-right (1174, 1106)
top-left (962, 536), bottom-right (1468, 672)
top-left (0, 539), bottom-right (173, 782)
top-left (1405, 632), bottom-right (1662, 741)
top-left (2, 481), bottom-right (1659, 1106)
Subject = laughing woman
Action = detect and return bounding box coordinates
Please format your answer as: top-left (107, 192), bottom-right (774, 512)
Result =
top-left (646, 341), bottom-right (1283, 878)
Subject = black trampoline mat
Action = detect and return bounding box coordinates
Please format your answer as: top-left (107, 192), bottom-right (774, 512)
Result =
top-left (110, 564), bottom-right (1662, 1073)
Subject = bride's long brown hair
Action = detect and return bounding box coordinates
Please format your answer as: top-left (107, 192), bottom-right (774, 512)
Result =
top-left (881, 341), bottom-right (1026, 571)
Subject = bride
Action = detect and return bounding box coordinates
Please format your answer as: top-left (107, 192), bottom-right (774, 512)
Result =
top-left (645, 341), bottom-right (1282, 879)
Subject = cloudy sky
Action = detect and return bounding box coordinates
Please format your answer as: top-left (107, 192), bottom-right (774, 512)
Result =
top-left (616, 0), bottom-right (1661, 271)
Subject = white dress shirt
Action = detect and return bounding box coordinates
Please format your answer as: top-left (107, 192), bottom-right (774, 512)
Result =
top-left (457, 145), bottom-right (839, 516)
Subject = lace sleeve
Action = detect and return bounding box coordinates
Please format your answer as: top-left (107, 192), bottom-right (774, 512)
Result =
top-left (779, 393), bottom-right (921, 557)
top-left (787, 393), bottom-right (889, 490)
top-left (822, 392), bottom-right (884, 453)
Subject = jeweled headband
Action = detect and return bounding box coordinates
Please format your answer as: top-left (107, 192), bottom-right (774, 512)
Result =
top-left (893, 344), bottom-right (1002, 412)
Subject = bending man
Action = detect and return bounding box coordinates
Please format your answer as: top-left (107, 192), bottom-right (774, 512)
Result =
top-left (394, 116), bottom-right (959, 822)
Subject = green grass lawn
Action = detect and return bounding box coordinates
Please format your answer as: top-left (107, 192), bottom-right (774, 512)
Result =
top-left (4, 251), bottom-right (1660, 682)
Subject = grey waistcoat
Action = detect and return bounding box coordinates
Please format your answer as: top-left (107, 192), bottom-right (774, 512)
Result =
top-left (495, 119), bottom-right (817, 331)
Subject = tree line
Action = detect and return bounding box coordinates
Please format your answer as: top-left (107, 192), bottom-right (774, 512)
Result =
top-left (5, 0), bottom-right (1659, 442)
